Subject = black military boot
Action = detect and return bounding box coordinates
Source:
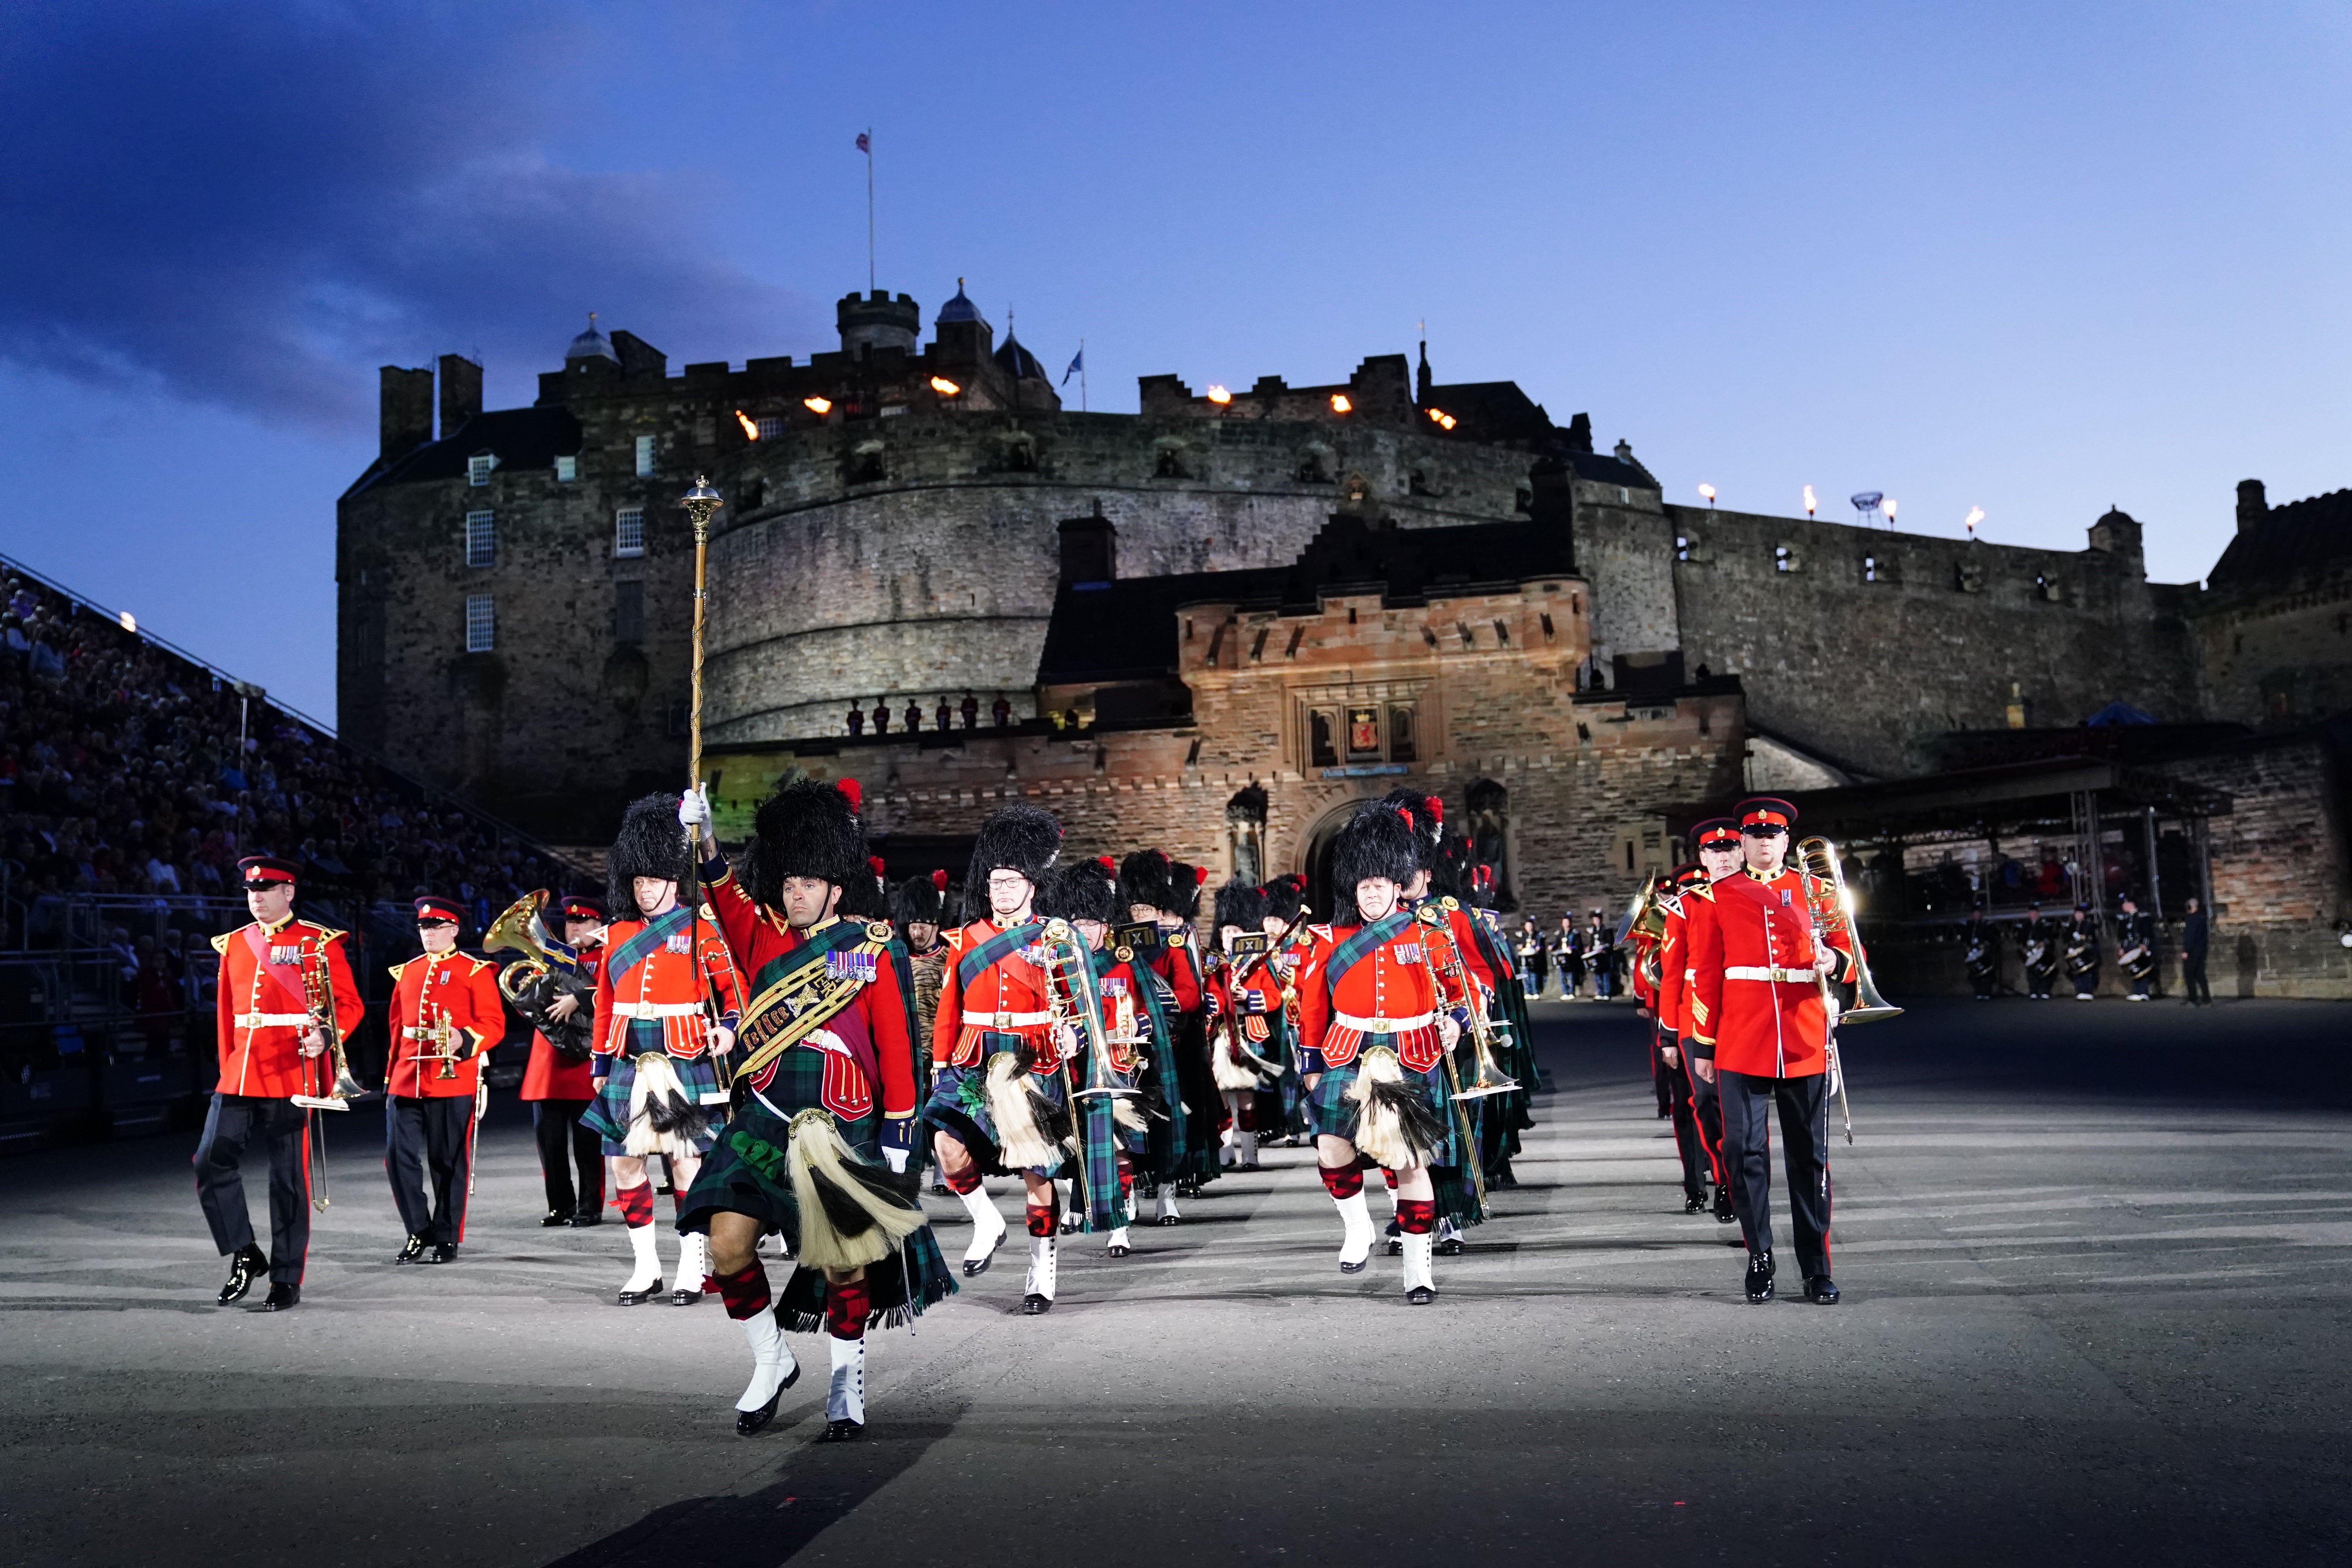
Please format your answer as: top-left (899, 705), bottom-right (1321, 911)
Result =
top-left (1804, 1275), bottom-right (1841, 1305)
top-left (1712, 1185), bottom-right (1736, 1224)
top-left (1684, 1188), bottom-right (1708, 1214)
top-left (540, 1209), bottom-right (570, 1227)
top-left (1744, 1248), bottom-right (1776, 1304)
top-left (218, 1244), bottom-right (269, 1304)
top-left (393, 1234), bottom-right (426, 1265)
top-left (260, 1282), bottom-right (301, 1311)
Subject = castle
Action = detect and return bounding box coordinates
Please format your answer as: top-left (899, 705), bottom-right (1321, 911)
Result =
top-left (335, 284), bottom-right (2352, 991)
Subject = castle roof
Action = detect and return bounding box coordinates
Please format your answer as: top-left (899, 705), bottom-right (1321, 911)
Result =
top-left (994, 332), bottom-right (1048, 382)
top-left (1421, 380), bottom-right (1553, 443)
top-left (347, 407), bottom-right (584, 495)
top-left (1038, 514), bottom-right (1576, 684)
top-left (2207, 488), bottom-right (2352, 594)
top-left (564, 315), bottom-right (618, 363)
top-left (1567, 449), bottom-right (1658, 489)
top-left (936, 283), bottom-right (985, 327)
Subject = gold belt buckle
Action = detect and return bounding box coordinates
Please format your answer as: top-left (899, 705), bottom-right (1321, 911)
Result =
top-left (993, 1011), bottom-right (1012, 1030)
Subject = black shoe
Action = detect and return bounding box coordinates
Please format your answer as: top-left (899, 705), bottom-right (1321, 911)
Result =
top-left (429, 1243), bottom-right (458, 1264)
top-left (1712, 1187), bottom-right (1736, 1224)
top-left (260, 1282), bottom-right (300, 1311)
top-left (1022, 1292), bottom-right (1053, 1315)
top-left (734, 1362), bottom-right (801, 1436)
top-left (540, 1209), bottom-right (569, 1227)
top-left (669, 1283), bottom-right (705, 1306)
top-left (1176, 1181), bottom-right (1201, 1198)
top-left (1493, 1162), bottom-right (1517, 1189)
top-left (1383, 1217), bottom-right (1401, 1238)
top-left (1744, 1249), bottom-right (1775, 1304)
top-left (569, 1210), bottom-right (604, 1227)
top-left (1339, 1257), bottom-right (1369, 1276)
top-left (818, 1418), bottom-right (864, 1443)
top-left (218, 1244), bottom-right (268, 1304)
top-left (1684, 1191), bottom-right (1708, 1214)
top-left (618, 1277), bottom-right (664, 1306)
top-left (961, 1230), bottom-right (1005, 1276)
top-left (1436, 1236), bottom-right (1463, 1257)
top-left (1106, 1242), bottom-right (1131, 1258)
top-left (1406, 1285), bottom-right (1437, 1306)
top-left (1804, 1275), bottom-right (1840, 1305)
top-left (393, 1234), bottom-right (426, 1265)
top-left (1384, 1238), bottom-right (1403, 1257)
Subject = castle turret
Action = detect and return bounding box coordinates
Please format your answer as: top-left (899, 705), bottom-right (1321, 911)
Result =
top-left (839, 289), bottom-right (921, 358)
top-left (932, 280), bottom-right (993, 368)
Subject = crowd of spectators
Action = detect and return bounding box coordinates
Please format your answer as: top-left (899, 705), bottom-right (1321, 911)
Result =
top-left (1, 566), bottom-right (577, 954)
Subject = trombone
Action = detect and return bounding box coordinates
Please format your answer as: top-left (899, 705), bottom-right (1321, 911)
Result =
top-left (1414, 903), bottom-right (1519, 1103)
top-left (1795, 836), bottom-right (1901, 1146)
top-left (290, 934), bottom-right (367, 1211)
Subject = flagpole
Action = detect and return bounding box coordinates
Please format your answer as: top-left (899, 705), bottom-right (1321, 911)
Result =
top-left (864, 128), bottom-right (875, 291)
top-left (1080, 337), bottom-right (1087, 413)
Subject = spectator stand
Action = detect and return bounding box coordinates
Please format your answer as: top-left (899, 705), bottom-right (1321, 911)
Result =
top-left (0, 554), bottom-right (579, 1151)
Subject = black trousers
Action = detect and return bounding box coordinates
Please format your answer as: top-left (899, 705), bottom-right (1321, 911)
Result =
top-left (1657, 1037), bottom-right (1708, 1197)
top-left (1650, 1036), bottom-right (1672, 1116)
top-left (194, 1093), bottom-right (311, 1285)
top-left (1688, 1051), bottom-right (1726, 1188)
top-left (2026, 964), bottom-right (2056, 999)
top-left (2074, 964), bottom-right (2100, 998)
top-left (1719, 1069), bottom-right (1833, 1279)
top-left (533, 1098), bottom-right (603, 1216)
top-left (385, 1094), bottom-right (475, 1245)
top-left (2183, 953), bottom-right (2211, 1004)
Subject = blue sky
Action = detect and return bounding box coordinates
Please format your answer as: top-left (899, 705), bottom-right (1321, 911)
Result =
top-left (4, 1), bottom-right (2346, 722)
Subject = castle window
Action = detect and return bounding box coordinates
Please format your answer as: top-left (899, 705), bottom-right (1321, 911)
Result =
top-left (554, 455), bottom-right (577, 482)
top-left (1540, 612), bottom-right (1556, 642)
top-left (1676, 535), bottom-right (1691, 562)
top-left (1285, 624), bottom-right (1305, 658)
top-left (1619, 487), bottom-right (1631, 505)
top-left (464, 593), bottom-right (495, 653)
top-left (1389, 706), bottom-right (1417, 764)
top-left (2035, 573), bottom-right (2061, 602)
top-left (467, 453), bottom-right (496, 486)
top-left (464, 511), bottom-right (494, 568)
top-left (1227, 786), bottom-right (1268, 886)
top-left (614, 508), bottom-right (646, 558)
top-left (851, 443), bottom-right (886, 483)
top-left (1492, 619), bottom-right (1511, 645)
top-left (1309, 709), bottom-right (1339, 768)
top-left (1409, 470), bottom-right (1433, 497)
top-left (635, 435), bottom-right (657, 477)
top-left (1457, 621), bottom-right (1475, 648)
top-left (614, 581), bottom-right (644, 645)
top-left (1154, 448), bottom-right (1185, 479)
top-left (1249, 627), bottom-right (1270, 662)
top-left (1863, 555), bottom-right (1878, 583)
top-left (1775, 544), bottom-right (1794, 572)
top-left (756, 416), bottom-right (784, 440)
top-left (1297, 451), bottom-right (1330, 483)
top-left (740, 478), bottom-right (764, 510)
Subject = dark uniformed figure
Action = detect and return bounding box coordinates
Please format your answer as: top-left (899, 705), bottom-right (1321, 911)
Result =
top-left (196, 855), bottom-right (365, 1311)
top-left (1553, 915), bottom-right (1583, 998)
top-left (2181, 897), bottom-right (2212, 1005)
top-left (1964, 909), bottom-right (2000, 1000)
top-left (2065, 906), bottom-right (2102, 1000)
top-left (519, 894), bottom-right (608, 1227)
top-left (383, 896), bottom-right (506, 1264)
top-left (2020, 902), bottom-right (2060, 1000)
top-left (1586, 909), bottom-right (1617, 999)
top-left (2116, 896), bottom-right (2156, 1001)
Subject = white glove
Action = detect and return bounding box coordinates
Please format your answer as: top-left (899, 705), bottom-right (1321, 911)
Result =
top-left (882, 1147), bottom-right (909, 1174)
top-left (677, 784), bottom-right (710, 829)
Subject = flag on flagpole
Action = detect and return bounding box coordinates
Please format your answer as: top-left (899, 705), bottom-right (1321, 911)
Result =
top-left (856, 131), bottom-right (870, 153)
top-left (1062, 347), bottom-right (1083, 385)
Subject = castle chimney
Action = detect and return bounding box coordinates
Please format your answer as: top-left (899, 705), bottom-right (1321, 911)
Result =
top-left (2236, 479), bottom-right (2269, 534)
top-left (437, 354), bottom-right (483, 438)
top-left (379, 365), bottom-right (434, 457)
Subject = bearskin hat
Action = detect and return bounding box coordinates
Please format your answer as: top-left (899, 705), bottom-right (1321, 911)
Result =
top-left (607, 793), bottom-right (689, 913)
top-left (1381, 787), bottom-right (1446, 870)
top-left (836, 861), bottom-right (890, 921)
top-left (1259, 872), bottom-right (1309, 922)
top-left (1332, 800), bottom-right (1420, 896)
top-left (892, 868), bottom-right (951, 928)
top-left (1116, 849), bottom-right (1177, 916)
top-left (1428, 832), bottom-right (1475, 902)
top-left (1213, 879), bottom-right (1267, 933)
top-left (742, 779), bottom-right (867, 909)
top-left (1169, 862), bottom-right (1206, 920)
top-left (966, 804), bottom-right (1062, 914)
top-left (1037, 861), bottom-right (1118, 926)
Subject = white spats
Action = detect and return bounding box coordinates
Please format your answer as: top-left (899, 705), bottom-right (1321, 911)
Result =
top-left (1105, 1225), bottom-right (1131, 1254)
top-left (958, 1186), bottom-right (1007, 1265)
top-left (621, 1222), bottom-right (661, 1296)
top-left (1232, 1125), bottom-right (1259, 1169)
top-left (676, 1231), bottom-right (710, 1292)
top-left (1155, 1187), bottom-right (1181, 1224)
top-left (1335, 1190), bottom-right (1374, 1270)
top-left (737, 1311), bottom-right (799, 1412)
top-left (826, 1333), bottom-right (866, 1425)
top-left (1025, 1234), bottom-right (1058, 1301)
top-left (1402, 1231), bottom-right (1436, 1298)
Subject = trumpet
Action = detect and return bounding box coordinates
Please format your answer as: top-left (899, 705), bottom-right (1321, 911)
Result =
top-left (1795, 837), bottom-right (1902, 1024)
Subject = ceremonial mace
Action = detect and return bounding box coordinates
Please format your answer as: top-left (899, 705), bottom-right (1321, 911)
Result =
top-left (679, 475), bottom-right (733, 1100)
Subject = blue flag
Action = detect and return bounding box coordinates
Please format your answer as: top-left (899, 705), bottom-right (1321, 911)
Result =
top-left (1062, 347), bottom-right (1083, 385)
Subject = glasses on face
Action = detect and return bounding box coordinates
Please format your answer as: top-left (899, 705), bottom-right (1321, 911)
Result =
top-left (986, 871), bottom-right (1028, 887)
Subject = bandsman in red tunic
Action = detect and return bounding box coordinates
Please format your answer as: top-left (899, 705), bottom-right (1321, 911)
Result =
top-left (519, 894), bottom-right (608, 1227)
top-left (195, 856), bottom-right (363, 1312)
top-left (583, 795), bottom-right (746, 1307)
top-left (1685, 796), bottom-right (1858, 1305)
top-left (1117, 850), bottom-right (1218, 1216)
top-left (1204, 880), bottom-right (1277, 1172)
top-left (1670, 818), bottom-right (1749, 1229)
top-left (923, 805), bottom-right (1070, 1311)
top-left (382, 895), bottom-right (505, 1264)
top-left (1645, 862), bottom-right (1716, 1214)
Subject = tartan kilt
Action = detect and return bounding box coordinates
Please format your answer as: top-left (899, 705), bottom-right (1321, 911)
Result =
top-left (920, 1046), bottom-right (1072, 1179)
top-left (677, 1094), bottom-right (956, 1336)
top-left (1306, 1051), bottom-right (1486, 1230)
top-left (579, 1037), bottom-right (724, 1157)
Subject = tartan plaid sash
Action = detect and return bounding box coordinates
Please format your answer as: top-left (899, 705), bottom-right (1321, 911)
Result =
top-left (1328, 911), bottom-right (1413, 989)
top-left (956, 919), bottom-right (1043, 992)
top-left (735, 918), bottom-right (887, 1088)
top-left (606, 904), bottom-right (693, 984)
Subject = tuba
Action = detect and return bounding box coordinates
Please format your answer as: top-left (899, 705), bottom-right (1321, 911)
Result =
top-left (487, 890), bottom-right (593, 1060)
top-left (1795, 837), bottom-right (1902, 1024)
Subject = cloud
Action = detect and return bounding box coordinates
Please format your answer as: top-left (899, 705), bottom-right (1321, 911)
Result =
top-left (0, 1), bottom-right (814, 428)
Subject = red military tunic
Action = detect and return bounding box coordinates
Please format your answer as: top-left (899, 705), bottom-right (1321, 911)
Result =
top-left (209, 916), bottom-right (363, 1099)
top-left (1293, 918), bottom-right (1450, 1073)
top-left (1202, 950), bottom-right (1279, 1075)
top-left (1653, 892), bottom-right (1693, 1040)
top-left (591, 909), bottom-right (746, 1060)
top-left (520, 944), bottom-right (601, 1101)
top-left (1685, 867), bottom-right (1857, 1079)
top-left (383, 950), bottom-right (505, 1100)
top-left (934, 918), bottom-right (1064, 1074)
top-left (1092, 952), bottom-right (1158, 1074)
top-left (1147, 927), bottom-right (1203, 1014)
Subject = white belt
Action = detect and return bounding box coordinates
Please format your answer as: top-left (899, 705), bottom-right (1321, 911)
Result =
top-left (614, 1002), bottom-right (706, 1018)
top-left (1724, 965), bottom-right (1815, 984)
top-left (236, 1012), bottom-right (310, 1028)
top-left (1335, 1010), bottom-right (1435, 1033)
top-left (984, 1010), bottom-right (1053, 1028)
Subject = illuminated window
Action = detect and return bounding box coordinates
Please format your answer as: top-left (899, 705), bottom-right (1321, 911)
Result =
top-left (466, 454), bottom-right (495, 486)
top-left (614, 508), bottom-right (645, 558)
top-left (756, 416), bottom-right (784, 439)
top-left (464, 511), bottom-right (494, 568)
top-left (554, 455), bottom-right (577, 482)
top-left (464, 593), bottom-right (495, 652)
top-left (634, 434), bottom-right (656, 477)
top-left (1775, 544), bottom-right (1794, 573)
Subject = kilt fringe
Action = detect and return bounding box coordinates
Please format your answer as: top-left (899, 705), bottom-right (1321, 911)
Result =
top-left (625, 1052), bottom-right (707, 1159)
top-left (1210, 1038), bottom-right (1261, 1093)
top-left (785, 1109), bottom-right (926, 1272)
top-left (1347, 1047), bottom-right (1446, 1170)
top-left (776, 1228), bottom-right (957, 1335)
top-left (986, 1051), bottom-right (1070, 1170)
